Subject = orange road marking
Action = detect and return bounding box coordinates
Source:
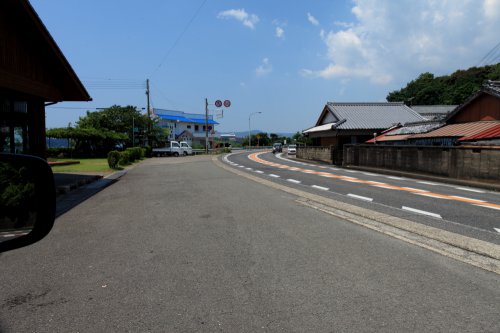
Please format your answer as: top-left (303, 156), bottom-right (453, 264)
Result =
top-left (248, 152), bottom-right (500, 210)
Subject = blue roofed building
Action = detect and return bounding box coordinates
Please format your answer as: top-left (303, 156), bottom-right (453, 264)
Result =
top-left (153, 108), bottom-right (219, 148)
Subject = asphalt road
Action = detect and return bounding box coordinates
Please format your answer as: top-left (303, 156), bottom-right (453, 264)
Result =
top-left (225, 151), bottom-right (500, 244)
top-left (1, 155), bottom-right (499, 332)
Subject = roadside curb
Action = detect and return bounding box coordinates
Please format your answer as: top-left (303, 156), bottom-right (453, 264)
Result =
top-left (56, 175), bottom-right (102, 195)
top-left (213, 155), bottom-right (500, 275)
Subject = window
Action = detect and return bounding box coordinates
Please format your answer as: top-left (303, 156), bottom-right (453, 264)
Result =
top-left (187, 125), bottom-right (191, 129)
top-left (195, 125), bottom-right (199, 131)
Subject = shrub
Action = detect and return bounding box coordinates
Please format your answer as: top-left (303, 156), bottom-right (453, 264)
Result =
top-left (143, 145), bottom-right (152, 158)
top-left (107, 151), bottom-right (121, 169)
top-left (125, 147), bottom-right (142, 161)
top-left (119, 150), bottom-right (132, 165)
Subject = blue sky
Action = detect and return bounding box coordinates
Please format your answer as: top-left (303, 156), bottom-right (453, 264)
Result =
top-left (31, 0), bottom-right (500, 133)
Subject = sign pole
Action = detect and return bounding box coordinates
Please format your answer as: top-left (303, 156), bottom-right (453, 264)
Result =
top-left (205, 98), bottom-right (209, 154)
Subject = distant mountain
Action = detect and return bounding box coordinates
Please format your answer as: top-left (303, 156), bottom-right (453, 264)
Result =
top-left (222, 130), bottom-right (295, 138)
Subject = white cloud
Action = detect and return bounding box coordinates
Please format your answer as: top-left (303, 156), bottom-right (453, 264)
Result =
top-left (307, 13), bottom-right (319, 26)
top-left (302, 0), bottom-right (500, 85)
top-left (275, 27), bottom-right (285, 39)
top-left (217, 9), bottom-right (259, 29)
top-left (256, 58), bottom-right (272, 77)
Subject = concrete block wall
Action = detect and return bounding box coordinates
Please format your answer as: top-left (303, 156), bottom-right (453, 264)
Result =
top-left (297, 146), bottom-right (333, 164)
top-left (344, 145), bottom-right (500, 183)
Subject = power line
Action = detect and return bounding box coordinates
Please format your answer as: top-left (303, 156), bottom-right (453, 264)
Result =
top-left (150, 0), bottom-right (208, 77)
top-left (83, 79), bottom-right (146, 90)
top-left (478, 41), bottom-right (500, 66)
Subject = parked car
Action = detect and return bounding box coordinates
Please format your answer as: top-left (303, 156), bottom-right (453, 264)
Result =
top-left (288, 144), bottom-right (297, 155)
top-left (152, 141), bottom-right (192, 157)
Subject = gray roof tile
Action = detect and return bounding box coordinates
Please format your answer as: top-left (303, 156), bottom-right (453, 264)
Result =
top-left (325, 102), bottom-right (425, 130)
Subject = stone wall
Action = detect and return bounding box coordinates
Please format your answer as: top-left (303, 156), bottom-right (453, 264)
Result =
top-left (297, 146), bottom-right (333, 164)
top-left (344, 144), bottom-right (500, 183)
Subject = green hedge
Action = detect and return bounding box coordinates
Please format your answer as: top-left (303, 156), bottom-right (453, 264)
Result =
top-left (107, 151), bottom-right (121, 169)
top-left (107, 147), bottom-right (148, 169)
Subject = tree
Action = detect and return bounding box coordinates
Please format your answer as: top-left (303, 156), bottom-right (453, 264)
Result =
top-left (77, 105), bottom-right (149, 147)
top-left (292, 131), bottom-right (312, 145)
top-left (386, 63), bottom-right (500, 105)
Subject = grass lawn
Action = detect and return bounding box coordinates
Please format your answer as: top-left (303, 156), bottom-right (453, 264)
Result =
top-left (48, 158), bottom-right (113, 174)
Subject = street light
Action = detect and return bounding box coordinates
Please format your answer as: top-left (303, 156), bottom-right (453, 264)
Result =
top-left (248, 111), bottom-right (262, 149)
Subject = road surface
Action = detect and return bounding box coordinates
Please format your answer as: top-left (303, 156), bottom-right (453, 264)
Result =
top-left (1, 155), bottom-right (499, 332)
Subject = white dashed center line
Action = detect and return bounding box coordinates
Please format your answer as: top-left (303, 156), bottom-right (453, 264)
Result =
top-left (269, 174), bottom-right (280, 178)
top-left (347, 194), bottom-right (373, 202)
top-left (402, 206), bottom-right (442, 219)
top-left (311, 185), bottom-right (329, 191)
top-left (287, 179), bottom-right (301, 184)
top-left (254, 170), bottom-right (264, 174)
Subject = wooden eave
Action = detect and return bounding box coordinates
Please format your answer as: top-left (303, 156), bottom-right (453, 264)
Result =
top-left (0, 0), bottom-right (91, 102)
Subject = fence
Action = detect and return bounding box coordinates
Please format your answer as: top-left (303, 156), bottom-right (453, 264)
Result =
top-left (343, 144), bottom-right (500, 183)
top-left (297, 146), bottom-right (334, 164)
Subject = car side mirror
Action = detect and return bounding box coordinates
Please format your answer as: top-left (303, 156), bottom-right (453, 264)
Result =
top-left (0, 153), bottom-right (56, 253)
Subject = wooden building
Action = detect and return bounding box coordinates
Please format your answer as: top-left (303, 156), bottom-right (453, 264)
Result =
top-left (0, 0), bottom-right (90, 158)
top-left (446, 82), bottom-right (500, 124)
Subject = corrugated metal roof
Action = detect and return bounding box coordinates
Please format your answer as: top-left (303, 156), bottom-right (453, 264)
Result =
top-left (157, 114), bottom-right (219, 125)
top-left (411, 121), bottom-right (500, 139)
top-left (366, 134), bottom-right (411, 143)
top-left (458, 124), bottom-right (500, 141)
top-left (326, 102), bottom-right (425, 130)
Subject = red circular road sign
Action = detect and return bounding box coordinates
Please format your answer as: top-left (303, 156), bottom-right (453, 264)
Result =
top-left (223, 100), bottom-right (231, 107)
top-left (215, 100), bottom-right (222, 108)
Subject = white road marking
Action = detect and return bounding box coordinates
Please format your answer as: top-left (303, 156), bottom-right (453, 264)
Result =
top-left (311, 185), bottom-right (329, 191)
top-left (450, 196), bottom-right (486, 203)
top-left (402, 206), bottom-right (442, 219)
top-left (287, 179), bottom-right (301, 184)
top-left (255, 170), bottom-right (264, 174)
top-left (387, 176), bottom-right (405, 180)
top-left (473, 204), bottom-right (500, 211)
top-left (238, 165), bottom-right (245, 168)
top-left (344, 170), bottom-right (358, 173)
top-left (456, 187), bottom-right (485, 193)
top-left (269, 174), bottom-right (280, 178)
top-left (245, 168), bottom-right (252, 170)
top-left (495, 228), bottom-right (500, 233)
top-left (417, 181), bottom-right (438, 185)
top-left (318, 166), bottom-right (328, 169)
top-left (233, 163), bottom-right (239, 166)
top-left (330, 168), bottom-right (340, 171)
top-left (362, 172), bottom-right (378, 176)
top-left (347, 194), bottom-right (373, 202)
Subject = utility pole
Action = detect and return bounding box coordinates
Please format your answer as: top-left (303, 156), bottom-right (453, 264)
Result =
top-left (146, 79), bottom-right (150, 145)
top-left (205, 98), bottom-right (209, 154)
top-left (146, 79), bottom-right (150, 118)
